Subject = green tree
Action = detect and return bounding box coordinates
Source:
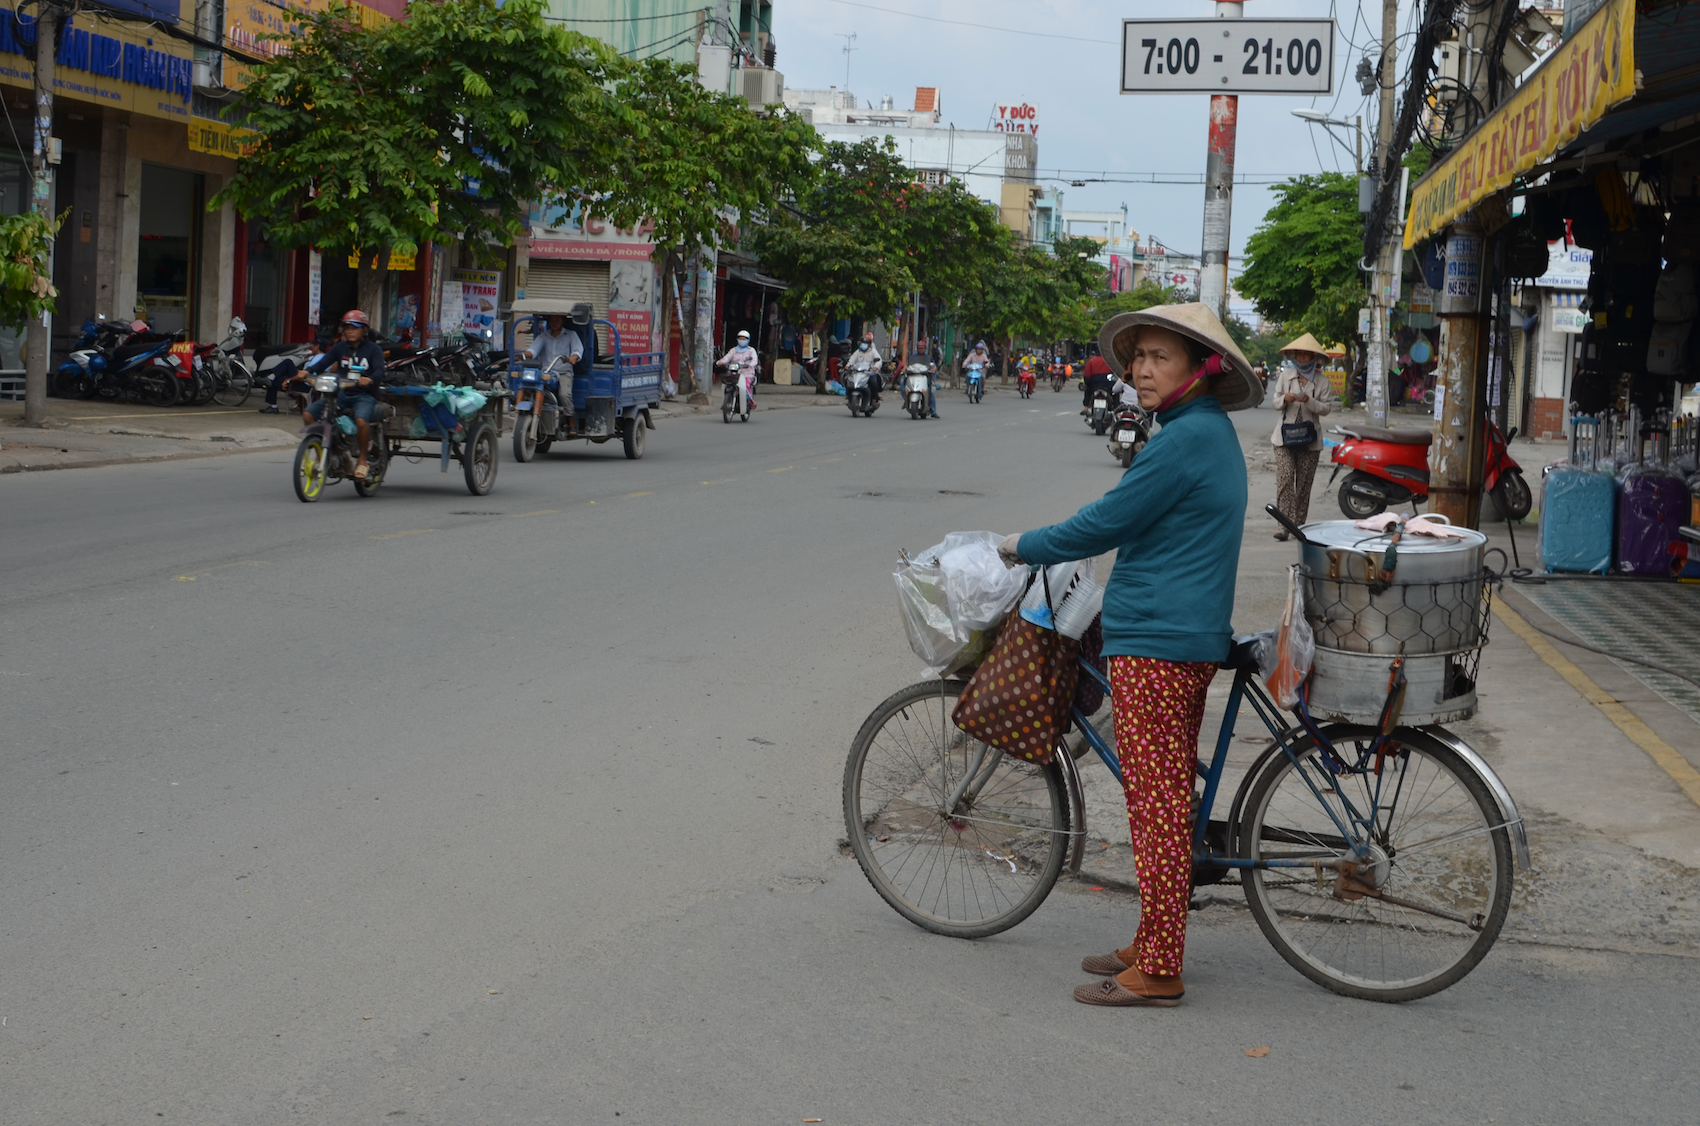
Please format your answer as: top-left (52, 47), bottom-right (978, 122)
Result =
top-left (1237, 173), bottom-right (1364, 360)
top-left (0, 211), bottom-right (61, 333)
top-left (215, 0), bottom-right (814, 311)
top-left (1093, 278), bottom-right (1178, 319)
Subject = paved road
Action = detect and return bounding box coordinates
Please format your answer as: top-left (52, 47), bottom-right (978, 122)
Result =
top-left (3, 389), bottom-right (1695, 1124)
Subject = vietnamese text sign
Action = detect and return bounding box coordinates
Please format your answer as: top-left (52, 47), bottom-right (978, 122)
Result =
top-left (993, 103), bottom-right (1038, 136)
top-left (1404, 0), bottom-right (1635, 248)
top-left (1121, 19), bottom-right (1333, 95)
top-left (1533, 240), bottom-right (1593, 290)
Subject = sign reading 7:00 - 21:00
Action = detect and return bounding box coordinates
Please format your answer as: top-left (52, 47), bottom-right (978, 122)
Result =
top-left (1120, 19), bottom-right (1334, 95)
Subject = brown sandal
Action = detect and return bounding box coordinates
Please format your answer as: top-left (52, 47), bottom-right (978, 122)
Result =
top-left (1080, 952), bottom-right (1132, 976)
top-left (1072, 976), bottom-right (1183, 1007)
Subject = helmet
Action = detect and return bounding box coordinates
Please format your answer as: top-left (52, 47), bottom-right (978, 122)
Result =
top-left (340, 309), bottom-right (371, 328)
top-left (863, 331), bottom-right (875, 341)
top-left (736, 329), bottom-right (751, 341)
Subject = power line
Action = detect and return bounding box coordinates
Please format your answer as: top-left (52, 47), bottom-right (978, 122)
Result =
top-left (815, 0), bottom-right (1117, 45)
top-left (547, 8), bottom-right (707, 24)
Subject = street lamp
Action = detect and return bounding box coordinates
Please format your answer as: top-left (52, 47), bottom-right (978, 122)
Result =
top-left (1292, 109), bottom-right (1363, 173)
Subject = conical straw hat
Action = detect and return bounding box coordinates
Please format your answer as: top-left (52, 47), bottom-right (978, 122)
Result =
top-left (1280, 332), bottom-right (1327, 356)
top-left (1097, 302), bottom-right (1261, 412)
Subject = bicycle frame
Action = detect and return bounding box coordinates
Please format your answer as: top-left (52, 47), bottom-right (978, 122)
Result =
top-left (1059, 656), bottom-right (1504, 880)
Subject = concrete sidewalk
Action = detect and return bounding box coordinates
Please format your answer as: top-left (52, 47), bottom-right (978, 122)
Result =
top-left (2, 398), bottom-right (299, 473)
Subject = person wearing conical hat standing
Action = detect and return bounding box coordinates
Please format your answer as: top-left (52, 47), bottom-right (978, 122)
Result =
top-left (1268, 332), bottom-right (1336, 540)
top-left (997, 303), bottom-right (1259, 1007)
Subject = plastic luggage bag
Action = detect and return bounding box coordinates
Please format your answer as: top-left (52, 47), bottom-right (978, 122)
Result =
top-left (893, 532), bottom-right (1029, 677)
top-left (1618, 465), bottom-right (1689, 575)
top-left (1541, 468), bottom-right (1616, 574)
top-left (1256, 565), bottom-right (1314, 710)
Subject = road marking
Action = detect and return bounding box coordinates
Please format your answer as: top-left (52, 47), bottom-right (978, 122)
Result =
top-left (1496, 601), bottom-right (1700, 809)
top-left (625, 491), bottom-right (654, 497)
top-left (770, 466), bottom-right (792, 473)
top-left (371, 529), bottom-right (434, 540)
top-left (1055, 411), bottom-right (1072, 417)
top-left (821, 458), bottom-right (843, 463)
top-left (68, 409), bottom-right (254, 421)
top-left (172, 560), bottom-right (266, 581)
top-left (509, 509), bottom-right (558, 517)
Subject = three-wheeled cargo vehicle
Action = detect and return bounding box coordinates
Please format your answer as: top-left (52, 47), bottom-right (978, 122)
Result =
top-left (507, 299), bottom-right (664, 462)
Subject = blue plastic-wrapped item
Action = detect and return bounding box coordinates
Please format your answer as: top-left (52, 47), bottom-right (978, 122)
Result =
top-left (1541, 416), bottom-right (1616, 574)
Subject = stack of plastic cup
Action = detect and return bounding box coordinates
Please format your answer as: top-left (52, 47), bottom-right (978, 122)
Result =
top-left (1019, 560), bottom-right (1082, 629)
top-left (1053, 576), bottom-right (1105, 639)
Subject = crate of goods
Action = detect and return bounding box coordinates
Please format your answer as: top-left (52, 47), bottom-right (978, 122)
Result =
top-left (1298, 519), bottom-right (1489, 726)
top-left (0, 372), bottom-right (24, 402)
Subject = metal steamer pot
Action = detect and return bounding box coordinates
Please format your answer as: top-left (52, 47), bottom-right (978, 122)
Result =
top-left (1297, 519), bottom-right (1487, 656)
top-left (1296, 519), bottom-right (1489, 726)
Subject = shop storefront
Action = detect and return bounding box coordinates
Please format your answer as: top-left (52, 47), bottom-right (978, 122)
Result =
top-left (520, 205), bottom-right (663, 359)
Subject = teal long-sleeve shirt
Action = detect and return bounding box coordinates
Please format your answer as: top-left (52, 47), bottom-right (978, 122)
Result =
top-left (1017, 395), bottom-right (1248, 663)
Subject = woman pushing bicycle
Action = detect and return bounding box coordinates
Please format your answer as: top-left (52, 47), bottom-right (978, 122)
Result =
top-left (998, 304), bottom-right (1260, 1007)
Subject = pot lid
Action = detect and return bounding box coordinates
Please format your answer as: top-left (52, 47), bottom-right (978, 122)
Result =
top-left (1299, 519), bottom-right (1487, 553)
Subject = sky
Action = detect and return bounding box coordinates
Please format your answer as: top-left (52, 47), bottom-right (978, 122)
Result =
top-left (772, 0), bottom-right (1417, 274)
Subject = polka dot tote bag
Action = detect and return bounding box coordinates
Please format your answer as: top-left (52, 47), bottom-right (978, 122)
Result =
top-left (951, 611), bottom-right (1081, 766)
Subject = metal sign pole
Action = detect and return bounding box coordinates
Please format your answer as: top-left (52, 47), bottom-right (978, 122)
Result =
top-left (1200, 2), bottom-right (1243, 322)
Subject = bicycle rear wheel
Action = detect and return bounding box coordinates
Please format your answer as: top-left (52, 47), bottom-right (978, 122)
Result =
top-left (843, 679), bottom-right (1068, 938)
top-left (1238, 725), bottom-right (1512, 1001)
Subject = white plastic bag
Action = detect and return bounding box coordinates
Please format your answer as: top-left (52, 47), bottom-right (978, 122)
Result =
top-left (894, 531), bottom-right (1029, 677)
top-left (1256, 565), bottom-right (1315, 710)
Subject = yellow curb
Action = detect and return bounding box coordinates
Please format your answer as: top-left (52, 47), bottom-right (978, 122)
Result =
top-left (1495, 600), bottom-right (1700, 809)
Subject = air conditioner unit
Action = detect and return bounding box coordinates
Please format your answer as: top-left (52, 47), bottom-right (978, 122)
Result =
top-left (742, 66), bottom-right (784, 107)
top-left (1435, 33), bottom-right (1461, 104)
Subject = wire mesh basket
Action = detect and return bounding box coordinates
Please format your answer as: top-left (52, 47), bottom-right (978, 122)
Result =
top-left (1302, 575), bottom-right (1492, 726)
top-left (1302, 570), bottom-right (1489, 656)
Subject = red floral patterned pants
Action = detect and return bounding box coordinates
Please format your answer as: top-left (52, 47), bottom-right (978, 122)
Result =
top-left (1108, 655), bottom-right (1217, 976)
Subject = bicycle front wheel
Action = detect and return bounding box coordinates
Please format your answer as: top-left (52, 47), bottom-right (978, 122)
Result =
top-left (1239, 725), bottom-right (1513, 1001)
top-left (843, 680), bottom-right (1068, 938)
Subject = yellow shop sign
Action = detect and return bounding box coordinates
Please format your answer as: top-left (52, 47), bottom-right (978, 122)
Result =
top-left (1404, 0), bottom-right (1637, 248)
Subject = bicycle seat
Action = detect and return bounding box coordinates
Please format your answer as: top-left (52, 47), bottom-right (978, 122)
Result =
top-left (1339, 425), bottom-right (1432, 446)
top-left (1219, 635), bottom-right (1261, 671)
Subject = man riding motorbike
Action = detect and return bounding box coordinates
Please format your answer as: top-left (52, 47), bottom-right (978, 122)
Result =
top-left (1080, 351), bottom-right (1115, 414)
top-left (519, 313), bottom-right (584, 414)
top-left (300, 310), bottom-right (385, 480)
top-left (718, 329), bottom-right (760, 411)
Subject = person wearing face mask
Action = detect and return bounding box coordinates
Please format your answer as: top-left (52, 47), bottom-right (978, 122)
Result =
top-left (847, 331), bottom-right (884, 401)
top-left (718, 329), bottom-right (760, 411)
top-left (997, 303), bottom-right (1257, 1009)
top-left (961, 340), bottom-right (992, 387)
top-left (1268, 332), bottom-right (1336, 539)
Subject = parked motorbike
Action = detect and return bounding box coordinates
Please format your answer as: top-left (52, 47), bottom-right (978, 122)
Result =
top-left (292, 358), bottom-right (390, 502)
top-left (1108, 405), bottom-right (1151, 469)
top-left (1086, 389), bottom-right (1112, 435)
top-left (1328, 419), bottom-right (1531, 519)
top-left (903, 365), bottom-right (931, 419)
top-left (964, 362), bottom-right (985, 403)
top-left (845, 362), bottom-right (880, 417)
top-left (722, 360), bottom-right (753, 423)
top-left (50, 316), bottom-right (130, 399)
top-left (1016, 368), bottom-right (1035, 398)
top-left (189, 318), bottom-right (255, 407)
top-left (86, 326), bottom-right (185, 407)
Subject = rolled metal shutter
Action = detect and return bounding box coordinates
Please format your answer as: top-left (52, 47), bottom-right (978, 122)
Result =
top-left (521, 260), bottom-right (609, 354)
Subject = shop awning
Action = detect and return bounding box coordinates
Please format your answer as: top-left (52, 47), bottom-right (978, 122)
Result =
top-left (727, 266), bottom-right (789, 290)
top-left (1404, 0), bottom-right (1638, 249)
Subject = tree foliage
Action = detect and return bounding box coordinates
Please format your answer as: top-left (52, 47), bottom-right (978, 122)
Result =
top-left (957, 235), bottom-right (1106, 351)
top-left (0, 210), bottom-right (61, 332)
top-left (214, 0), bottom-right (814, 261)
top-left (1237, 173), bottom-right (1364, 353)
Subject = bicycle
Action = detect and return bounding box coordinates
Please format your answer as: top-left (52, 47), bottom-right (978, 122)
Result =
top-left (843, 634), bottom-right (1529, 1002)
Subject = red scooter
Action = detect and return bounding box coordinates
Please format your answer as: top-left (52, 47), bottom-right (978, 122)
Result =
top-left (1016, 368), bottom-right (1036, 398)
top-left (1327, 420), bottom-right (1531, 520)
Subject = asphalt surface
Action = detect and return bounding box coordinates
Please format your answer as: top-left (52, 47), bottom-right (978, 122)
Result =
top-left (3, 387), bottom-right (1696, 1124)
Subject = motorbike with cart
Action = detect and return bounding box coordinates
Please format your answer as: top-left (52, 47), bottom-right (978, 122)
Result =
top-left (291, 360), bottom-right (504, 501)
top-left (506, 299), bottom-right (662, 458)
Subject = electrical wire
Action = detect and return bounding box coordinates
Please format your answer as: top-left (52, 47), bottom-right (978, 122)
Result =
top-left (546, 8), bottom-right (707, 24)
top-left (814, 0), bottom-right (1117, 45)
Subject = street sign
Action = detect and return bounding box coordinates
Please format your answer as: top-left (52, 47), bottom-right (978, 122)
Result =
top-left (1121, 19), bottom-right (1334, 95)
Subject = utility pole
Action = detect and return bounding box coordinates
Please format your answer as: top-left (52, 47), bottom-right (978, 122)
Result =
top-left (1429, 3), bottom-right (1496, 527)
top-left (1363, 0), bottom-right (1398, 430)
top-left (1198, 1), bottom-right (1241, 322)
top-left (23, 3), bottom-right (60, 427)
top-left (686, 0), bottom-right (734, 402)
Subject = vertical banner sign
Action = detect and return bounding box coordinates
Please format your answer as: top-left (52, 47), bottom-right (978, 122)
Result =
top-left (307, 250), bottom-right (322, 327)
top-left (452, 269), bottom-right (501, 336)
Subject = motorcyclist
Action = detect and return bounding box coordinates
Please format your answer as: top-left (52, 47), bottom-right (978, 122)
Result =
top-left (301, 309), bottom-right (385, 480)
top-left (1080, 351), bottom-right (1115, 414)
top-left (846, 331), bottom-right (883, 401)
top-left (519, 313), bottom-right (584, 417)
top-left (962, 340), bottom-right (992, 387)
top-left (718, 329), bottom-right (760, 411)
top-left (906, 353), bottom-right (941, 419)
